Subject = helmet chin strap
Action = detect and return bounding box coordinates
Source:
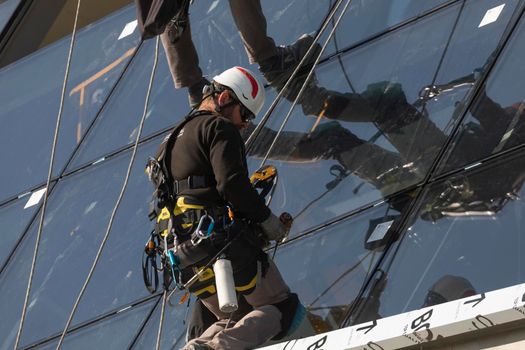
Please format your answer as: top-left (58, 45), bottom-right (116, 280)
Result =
top-left (215, 100), bottom-right (236, 114)
top-left (213, 88), bottom-right (237, 114)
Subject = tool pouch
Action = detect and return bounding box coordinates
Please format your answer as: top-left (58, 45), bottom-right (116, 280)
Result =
top-left (176, 240), bottom-right (211, 269)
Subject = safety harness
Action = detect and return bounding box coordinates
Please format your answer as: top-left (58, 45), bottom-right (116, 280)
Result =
top-left (142, 111), bottom-right (275, 299)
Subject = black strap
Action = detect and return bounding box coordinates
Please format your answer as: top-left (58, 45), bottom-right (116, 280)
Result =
top-left (160, 110), bottom-right (212, 197)
top-left (174, 175), bottom-right (209, 194)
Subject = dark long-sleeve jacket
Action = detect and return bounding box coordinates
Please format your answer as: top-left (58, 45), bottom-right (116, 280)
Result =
top-left (169, 112), bottom-right (270, 223)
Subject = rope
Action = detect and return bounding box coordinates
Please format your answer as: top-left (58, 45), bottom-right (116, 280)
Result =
top-left (329, 0), bottom-right (356, 93)
top-left (244, 0), bottom-right (347, 150)
top-left (259, 0), bottom-right (354, 167)
top-left (156, 291), bottom-right (168, 350)
top-left (54, 36), bottom-right (160, 349)
top-left (13, 0), bottom-right (82, 348)
top-left (420, 0), bottom-right (466, 132)
top-left (308, 251), bottom-right (373, 308)
top-left (265, 0), bottom-right (354, 264)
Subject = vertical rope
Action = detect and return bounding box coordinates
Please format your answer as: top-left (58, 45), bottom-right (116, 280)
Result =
top-left (155, 291), bottom-right (168, 350)
top-left (13, 0), bottom-right (82, 348)
top-left (244, 0), bottom-right (347, 150)
top-left (259, 0), bottom-right (355, 167)
top-left (54, 36), bottom-right (160, 349)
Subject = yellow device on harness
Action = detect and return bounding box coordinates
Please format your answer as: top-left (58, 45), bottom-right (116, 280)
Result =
top-left (250, 165), bottom-right (278, 202)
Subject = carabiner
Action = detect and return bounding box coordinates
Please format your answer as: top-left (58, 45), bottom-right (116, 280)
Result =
top-left (191, 214), bottom-right (215, 246)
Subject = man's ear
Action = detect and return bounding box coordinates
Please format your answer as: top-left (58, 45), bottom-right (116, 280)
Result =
top-left (216, 90), bottom-right (231, 107)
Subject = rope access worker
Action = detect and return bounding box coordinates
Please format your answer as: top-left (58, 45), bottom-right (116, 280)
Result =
top-left (148, 66), bottom-right (299, 350)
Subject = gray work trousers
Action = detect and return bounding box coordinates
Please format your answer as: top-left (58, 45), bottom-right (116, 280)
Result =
top-left (183, 260), bottom-right (290, 350)
top-left (161, 0), bottom-right (278, 88)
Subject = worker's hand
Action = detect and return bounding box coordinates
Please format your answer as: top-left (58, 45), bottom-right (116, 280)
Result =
top-left (259, 212), bottom-right (288, 243)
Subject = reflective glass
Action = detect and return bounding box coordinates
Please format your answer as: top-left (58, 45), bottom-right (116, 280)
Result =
top-left (132, 297), bottom-right (188, 350)
top-left (68, 39), bottom-right (186, 169)
top-left (324, 0), bottom-right (449, 57)
top-left (251, 0), bottom-right (518, 236)
top-left (0, 193), bottom-right (39, 268)
top-left (0, 0), bottom-right (21, 33)
top-left (0, 5), bottom-right (139, 202)
top-left (34, 299), bottom-right (156, 350)
top-left (349, 149), bottom-right (525, 325)
top-left (0, 225), bottom-right (36, 350)
top-left (73, 135), bottom-right (168, 326)
top-left (17, 147), bottom-right (132, 347)
top-left (271, 193), bottom-right (412, 337)
top-left (439, 12), bottom-right (525, 173)
top-left (68, 0), bottom-right (330, 170)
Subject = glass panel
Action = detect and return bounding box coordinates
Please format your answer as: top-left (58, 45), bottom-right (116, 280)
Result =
top-left (68, 0), bottom-right (330, 170)
top-left (251, 0), bottom-right (518, 236)
top-left (350, 149), bottom-right (525, 325)
top-left (132, 297), bottom-right (189, 350)
top-left (0, 5), bottom-right (139, 202)
top-left (0, 0), bottom-right (21, 33)
top-left (0, 193), bottom-right (40, 268)
top-left (271, 193), bottom-right (412, 337)
top-left (324, 0), bottom-right (449, 57)
top-left (34, 299), bottom-right (156, 350)
top-left (17, 148), bottom-right (133, 347)
top-left (73, 135), bottom-right (168, 325)
top-left (68, 39), bottom-right (186, 169)
top-left (439, 12), bottom-right (525, 173)
top-left (0, 225), bottom-right (36, 350)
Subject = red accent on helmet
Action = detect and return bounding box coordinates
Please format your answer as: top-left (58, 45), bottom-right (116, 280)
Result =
top-left (236, 66), bottom-right (258, 99)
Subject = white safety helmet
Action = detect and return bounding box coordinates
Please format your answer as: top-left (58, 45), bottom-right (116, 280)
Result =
top-left (213, 66), bottom-right (265, 117)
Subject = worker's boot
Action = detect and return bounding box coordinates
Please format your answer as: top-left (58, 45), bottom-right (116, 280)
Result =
top-left (259, 34), bottom-right (321, 100)
top-left (188, 77), bottom-right (210, 108)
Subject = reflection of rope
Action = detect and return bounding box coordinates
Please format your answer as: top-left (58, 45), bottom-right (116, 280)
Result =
top-left (245, 0), bottom-right (347, 150)
top-left (329, 0), bottom-right (355, 93)
top-left (308, 251), bottom-right (373, 308)
top-left (259, 0), bottom-right (354, 167)
top-left (55, 36), bottom-right (160, 349)
top-left (401, 219), bottom-right (457, 312)
top-left (419, 1), bottom-right (466, 123)
top-left (292, 173), bottom-right (343, 222)
top-left (14, 0), bottom-right (83, 348)
top-left (308, 304), bottom-right (348, 311)
top-left (156, 291), bottom-right (168, 350)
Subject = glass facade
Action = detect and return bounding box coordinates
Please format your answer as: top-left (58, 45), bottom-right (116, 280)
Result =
top-left (0, 0), bottom-right (21, 33)
top-left (348, 148), bottom-right (525, 324)
top-left (2, 0), bottom-right (525, 348)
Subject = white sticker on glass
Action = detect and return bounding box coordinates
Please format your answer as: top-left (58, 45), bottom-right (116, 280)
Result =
top-left (367, 220), bottom-right (394, 244)
top-left (24, 188), bottom-right (46, 209)
top-left (118, 20), bottom-right (138, 40)
top-left (479, 4), bottom-right (505, 28)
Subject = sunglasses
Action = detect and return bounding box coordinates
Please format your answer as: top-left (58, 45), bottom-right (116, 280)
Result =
top-left (239, 103), bottom-right (256, 123)
top-left (223, 88), bottom-right (256, 122)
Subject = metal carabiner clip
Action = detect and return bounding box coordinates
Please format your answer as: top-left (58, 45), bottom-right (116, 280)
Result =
top-left (191, 214), bottom-right (215, 246)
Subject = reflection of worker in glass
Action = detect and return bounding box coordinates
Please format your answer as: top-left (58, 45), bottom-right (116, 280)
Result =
top-left (351, 273), bottom-right (476, 325)
top-left (254, 67), bottom-right (525, 217)
top-left (248, 80), bottom-right (430, 195)
top-left (422, 275), bottom-right (476, 307)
